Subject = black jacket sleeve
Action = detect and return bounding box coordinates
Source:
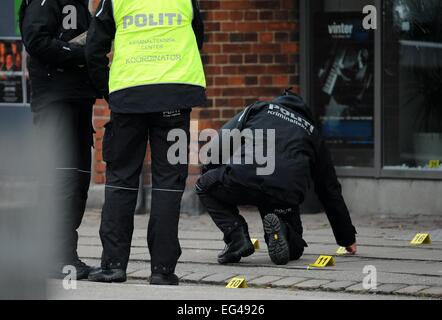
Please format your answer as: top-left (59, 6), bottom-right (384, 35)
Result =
top-left (192, 0), bottom-right (205, 50)
top-left (85, 0), bottom-right (115, 101)
top-left (312, 139), bottom-right (357, 247)
top-left (21, 0), bottom-right (86, 67)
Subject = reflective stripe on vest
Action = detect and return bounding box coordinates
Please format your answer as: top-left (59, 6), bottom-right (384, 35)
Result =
top-left (109, 0), bottom-right (206, 93)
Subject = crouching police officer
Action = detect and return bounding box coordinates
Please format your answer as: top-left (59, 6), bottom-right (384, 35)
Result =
top-left (196, 90), bottom-right (357, 265)
top-left (86, 0), bottom-right (206, 284)
top-left (20, 0), bottom-right (96, 278)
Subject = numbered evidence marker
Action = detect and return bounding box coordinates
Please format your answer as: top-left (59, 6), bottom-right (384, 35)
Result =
top-left (226, 277), bottom-right (247, 289)
top-left (428, 160), bottom-right (441, 168)
top-left (251, 238), bottom-right (260, 249)
top-left (309, 255), bottom-right (336, 268)
top-left (410, 233), bottom-right (432, 245)
top-left (336, 246), bottom-right (348, 255)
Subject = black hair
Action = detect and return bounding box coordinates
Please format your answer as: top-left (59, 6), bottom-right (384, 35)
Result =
top-left (282, 87), bottom-right (300, 97)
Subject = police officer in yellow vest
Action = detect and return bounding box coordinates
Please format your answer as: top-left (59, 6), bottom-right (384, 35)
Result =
top-left (86, 0), bottom-right (206, 285)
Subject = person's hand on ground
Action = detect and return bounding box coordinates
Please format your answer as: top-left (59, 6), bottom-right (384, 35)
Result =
top-left (346, 243), bottom-right (357, 255)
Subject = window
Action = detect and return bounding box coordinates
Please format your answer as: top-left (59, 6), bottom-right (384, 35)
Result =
top-left (383, 0), bottom-right (442, 171)
top-left (309, 0), bottom-right (375, 167)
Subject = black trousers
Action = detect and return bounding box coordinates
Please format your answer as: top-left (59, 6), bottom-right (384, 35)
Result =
top-left (196, 167), bottom-right (307, 261)
top-left (100, 110), bottom-right (190, 273)
top-left (32, 98), bottom-right (94, 263)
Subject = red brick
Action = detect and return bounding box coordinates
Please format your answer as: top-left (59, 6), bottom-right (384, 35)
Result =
top-left (281, 42), bottom-right (299, 54)
top-left (214, 55), bottom-right (228, 64)
top-left (235, 22), bottom-right (268, 33)
top-left (94, 174), bottom-right (105, 184)
top-left (229, 11), bottom-right (244, 21)
top-left (214, 98), bottom-right (228, 108)
top-left (260, 76), bottom-right (273, 86)
top-left (260, 32), bottom-right (274, 43)
top-left (220, 1), bottom-right (253, 10)
top-left (221, 108), bottom-right (237, 118)
top-left (244, 11), bottom-right (258, 20)
top-left (259, 11), bottom-right (274, 20)
top-left (229, 55), bottom-right (243, 64)
top-left (205, 22), bottom-right (221, 32)
top-left (213, 33), bottom-right (229, 42)
top-left (222, 43), bottom-right (251, 54)
top-left (253, 43), bottom-right (281, 54)
top-left (214, 77), bottom-right (229, 86)
top-left (188, 165), bottom-right (202, 175)
top-left (93, 118), bottom-right (108, 129)
top-left (203, 44), bottom-right (222, 54)
top-left (95, 150), bottom-right (103, 162)
top-left (267, 22), bottom-right (297, 31)
top-left (274, 75), bottom-right (290, 86)
top-left (212, 11), bottom-right (230, 21)
top-left (244, 54), bottom-right (258, 63)
top-left (95, 162), bottom-right (106, 173)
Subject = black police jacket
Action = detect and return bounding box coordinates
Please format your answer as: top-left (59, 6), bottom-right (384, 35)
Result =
top-left (204, 92), bottom-right (356, 247)
top-left (20, 0), bottom-right (96, 109)
top-left (85, 0), bottom-right (206, 113)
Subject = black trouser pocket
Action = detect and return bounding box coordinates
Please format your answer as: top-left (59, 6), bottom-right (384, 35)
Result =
top-left (102, 121), bottom-right (114, 163)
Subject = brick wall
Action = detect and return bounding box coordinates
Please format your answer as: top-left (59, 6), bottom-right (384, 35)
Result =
top-left (91, 0), bottom-right (300, 185)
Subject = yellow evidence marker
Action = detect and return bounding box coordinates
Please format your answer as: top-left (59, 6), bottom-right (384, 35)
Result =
top-left (309, 255), bottom-right (336, 268)
top-left (410, 233), bottom-right (432, 245)
top-left (251, 238), bottom-right (260, 249)
top-left (336, 246), bottom-right (348, 255)
top-left (428, 160), bottom-right (440, 168)
top-left (226, 277), bottom-right (247, 289)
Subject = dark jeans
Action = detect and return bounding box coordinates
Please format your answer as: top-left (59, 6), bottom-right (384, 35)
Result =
top-left (100, 109), bottom-right (190, 273)
top-left (32, 98), bottom-right (94, 263)
top-left (196, 167), bottom-right (307, 260)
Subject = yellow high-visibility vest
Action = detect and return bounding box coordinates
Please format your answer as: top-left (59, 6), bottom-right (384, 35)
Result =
top-left (109, 0), bottom-right (206, 93)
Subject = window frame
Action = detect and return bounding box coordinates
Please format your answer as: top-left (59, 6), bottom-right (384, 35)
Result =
top-left (300, 0), bottom-right (442, 180)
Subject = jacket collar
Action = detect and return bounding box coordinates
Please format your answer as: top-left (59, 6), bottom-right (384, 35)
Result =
top-left (270, 94), bottom-right (315, 123)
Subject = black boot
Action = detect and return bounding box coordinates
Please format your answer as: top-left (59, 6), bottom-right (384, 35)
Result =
top-left (50, 259), bottom-right (92, 280)
top-left (72, 259), bottom-right (92, 280)
top-left (150, 273), bottom-right (179, 285)
top-left (263, 214), bottom-right (290, 265)
top-left (218, 225), bottom-right (255, 264)
top-left (88, 265), bottom-right (127, 283)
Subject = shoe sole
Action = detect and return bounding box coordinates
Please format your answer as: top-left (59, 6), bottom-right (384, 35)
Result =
top-left (88, 274), bottom-right (127, 283)
top-left (150, 278), bottom-right (179, 286)
top-left (263, 214), bottom-right (290, 265)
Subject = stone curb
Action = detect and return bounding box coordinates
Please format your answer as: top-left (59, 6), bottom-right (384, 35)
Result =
top-left (129, 271), bottom-right (442, 299)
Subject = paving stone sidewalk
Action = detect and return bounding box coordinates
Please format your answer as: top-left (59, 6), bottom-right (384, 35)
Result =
top-left (78, 210), bottom-right (442, 299)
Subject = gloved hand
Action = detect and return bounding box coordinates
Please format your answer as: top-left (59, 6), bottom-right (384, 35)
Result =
top-left (69, 43), bottom-right (87, 67)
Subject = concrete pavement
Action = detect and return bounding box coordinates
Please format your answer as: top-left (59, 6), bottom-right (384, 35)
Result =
top-left (69, 210), bottom-right (442, 299)
top-left (49, 280), bottom-right (423, 300)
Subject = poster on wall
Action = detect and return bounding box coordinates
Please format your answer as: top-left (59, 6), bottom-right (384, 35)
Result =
top-left (313, 12), bottom-right (374, 165)
top-left (0, 38), bottom-right (25, 104)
